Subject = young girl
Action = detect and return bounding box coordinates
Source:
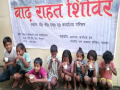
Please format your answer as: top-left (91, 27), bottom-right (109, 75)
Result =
top-left (74, 47), bottom-right (85, 90)
top-left (84, 50), bottom-right (98, 90)
top-left (25, 57), bottom-right (48, 90)
top-left (99, 51), bottom-right (117, 90)
top-left (12, 43), bottom-right (32, 88)
top-left (59, 50), bottom-right (74, 89)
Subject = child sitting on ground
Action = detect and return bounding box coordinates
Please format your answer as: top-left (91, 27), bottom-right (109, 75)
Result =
top-left (74, 47), bottom-right (85, 90)
top-left (59, 50), bottom-right (74, 89)
top-left (84, 50), bottom-right (98, 90)
top-left (47, 45), bottom-right (61, 90)
top-left (25, 57), bottom-right (48, 90)
top-left (99, 51), bottom-right (117, 90)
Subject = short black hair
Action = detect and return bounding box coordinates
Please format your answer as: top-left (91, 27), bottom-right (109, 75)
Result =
top-left (87, 50), bottom-right (97, 61)
top-left (50, 44), bottom-right (58, 52)
top-left (34, 57), bottom-right (43, 66)
top-left (102, 50), bottom-right (113, 63)
top-left (16, 43), bottom-right (26, 52)
top-left (62, 50), bottom-right (72, 64)
top-left (77, 47), bottom-right (84, 59)
top-left (3, 37), bottom-right (12, 46)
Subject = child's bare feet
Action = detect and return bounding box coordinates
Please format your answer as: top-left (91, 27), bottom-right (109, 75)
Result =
top-left (35, 86), bottom-right (40, 90)
top-left (85, 86), bottom-right (89, 90)
top-left (55, 81), bottom-right (59, 88)
top-left (19, 80), bottom-right (25, 88)
top-left (92, 86), bottom-right (96, 90)
top-left (63, 82), bottom-right (67, 89)
top-left (68, 82), bottom-right (71, 89)
top-left (12, 80), bottom-right (18, 88)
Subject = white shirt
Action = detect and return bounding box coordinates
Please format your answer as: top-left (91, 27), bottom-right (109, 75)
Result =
top-left (4, 47), bottom-right (17, 62)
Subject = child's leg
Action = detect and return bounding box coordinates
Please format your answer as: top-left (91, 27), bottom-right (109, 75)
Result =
top-left (19, 79), bottom-right (25, 88)
top-left (48, 82), bottom-right (51, 90)
top-left (76, 75), bottom-right (83, 88)
top-left (100, 78), bottom-right (106, 90)
top-left (84, 76), bottom-right (90, 90)
top-left (12, 73), bottom-right (22, 88)
top-left (92, 77), bottom-right (97, 90)
top-left (107, 81), bottom-right (112, 90)
top-left (65, 75), bottom-right (71, 89)
top-left (0, 69), bottom-right (10, 82)
top-left (74, 73), bottom-right (77, 90)
top-left (33, 83), bottom-right (40, 90)
top-left (43, 82), bottom-right (47, 90)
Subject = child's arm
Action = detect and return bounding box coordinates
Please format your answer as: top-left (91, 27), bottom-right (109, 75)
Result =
top-left (110, 66), bottom-right (117, 76)
top-left (81, 65), bottom-right (85, 75)
top-left (63, 69), bottom-right (73, 77)
top-left (48, 59), bottom-right (53, 70)
top-left (58, 64), bottom-right (63, 76)
top-left (74, 61), bottom-right (77, 73)
top-left (25, 73), bottom-right (30, 78)
top-left (31, 76), bottom-right (48, 83)
top-left (15, 56), bottom-right (29, 68)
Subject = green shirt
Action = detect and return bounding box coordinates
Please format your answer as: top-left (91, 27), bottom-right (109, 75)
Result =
top-left (17, 52), bottom-right (32, 72)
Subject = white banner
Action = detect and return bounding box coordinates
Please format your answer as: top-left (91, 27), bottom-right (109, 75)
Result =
top-left (8, 0), bottom-right (120, 55)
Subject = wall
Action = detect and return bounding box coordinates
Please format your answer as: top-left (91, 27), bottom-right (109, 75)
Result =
top-left (0, 0), bottom-right (120, 86)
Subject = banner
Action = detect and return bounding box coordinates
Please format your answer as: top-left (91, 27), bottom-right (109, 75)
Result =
top-left (8, 0), bottom-right (120, 55)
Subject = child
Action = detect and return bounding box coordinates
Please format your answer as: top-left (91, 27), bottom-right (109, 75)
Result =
top-left (25, 57), bottom-right (48, 90)
top-left (0, 37), bottom-right (20, 82)
top-left (12, 43), bottom-right (32, 88)
top-left (99, 51), bottom-right (117, 90)
top-left (74, 47), bottom-right (85, 90)
top-left (59, 50), bottom-right (74, 89)
top-left (47, 45), bottom-right (61, 90)
top-left (84, 50), bottom-right (98, 90)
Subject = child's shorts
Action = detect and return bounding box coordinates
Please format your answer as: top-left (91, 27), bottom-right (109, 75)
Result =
top-left (19, 70), bottom-right (27, 79)
top-left (99, 78), bottom-right (113, 87)
top-left (48, 75), bottom-right (58, 82)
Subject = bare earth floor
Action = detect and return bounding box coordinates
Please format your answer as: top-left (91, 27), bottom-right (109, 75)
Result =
top-left (0, 67), bottom-right (120, 90)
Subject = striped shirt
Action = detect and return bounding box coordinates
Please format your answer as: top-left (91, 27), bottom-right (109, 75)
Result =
top-left (47, 55), bottom-right (61, 79)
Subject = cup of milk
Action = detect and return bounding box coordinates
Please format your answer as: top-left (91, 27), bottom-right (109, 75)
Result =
top-left (29, 74), bottom-right (35, 83)
top-left (63, 64), bottom-right (67, 70)
top-left (5, 57), bottom-right (8, 62)
top-left (77, 61), bottom-right (80, 67)
top-left (89, 64), bottom-right (92, 68)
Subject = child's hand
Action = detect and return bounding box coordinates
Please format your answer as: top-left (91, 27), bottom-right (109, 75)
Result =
top-left (109, 65), bottom-right (113, 71)
top-left (3, 58), bottom-right (5, 62)
top-left (62, 62), bottom-right (67, 67)
top-left (15, 56), bottom-right (23, 60)
top-left (3, 64), bottom-right (8, 71)
top-left (78, 62), bottom-right (82, 66)
top-left (50, 59), bottom-right (53, 62)
top-left (86, 62), bottom-right (90, 67)
top-left (92, 64), bottom-right (95, 69)
top-left (62, 68), bottom-right (67, 74)
top-left (30, 77), bottom-right (37, 83)
top-left (55, 58), bottom-right (59, 63)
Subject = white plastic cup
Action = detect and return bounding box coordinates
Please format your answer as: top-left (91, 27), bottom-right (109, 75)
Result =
top-left (63, 64), bottom-right (67, 69)
top-left (77, 61), bottom-right (80, 67)
top-left (16, 59), bottom-right (19, 62)
top-left (29, 75), bottom-right (35, 83)
top-left (89, 64), bottom-right (92, 68)
top-left (5, 57), bottom-right (8, 62)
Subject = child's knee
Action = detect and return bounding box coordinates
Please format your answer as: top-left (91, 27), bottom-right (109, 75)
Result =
top-left (65, 75), bottom-right (70, 81)
top-left (107, 82), bottom-right (112, 89)
top-left (101, 79), bottom-right (106, 86)
top-left (84, 76), bottom-right (89, 82)
top-left (61, 73), bottom-right (65, 79)
top-left (13, 73), bottom-right (21, 80)
top-left (92, 77), bottom-right (97, 84)
top-left (76, 76), bottom-right (80, 81)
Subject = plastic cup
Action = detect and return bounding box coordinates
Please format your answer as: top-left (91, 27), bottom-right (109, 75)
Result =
top-left (5, 57), bottom-right (8, 62)
top-left (29, 75), bottom-right (35, 83)
top-left (77, 61), bottom-right (80, 67)
top-left (89, 64), bottom-right (92, 68)
top-left (63, 64), bottom-right (67, 69)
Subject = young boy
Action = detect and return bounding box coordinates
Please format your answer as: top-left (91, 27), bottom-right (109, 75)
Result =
top-left (47, 45), bottom-right (61, 90)
top-left (84, 50), bottom-right (98, 90)
top-left (25, 57), bottom-right (48, 90)
top-left (0, 37), bottom-right (20, 82)
top-left (99, 51), bottom-right (117, 90)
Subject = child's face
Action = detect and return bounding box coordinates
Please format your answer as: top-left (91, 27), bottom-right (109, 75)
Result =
top-left (51, 52), bottom-right (57, 58)
top-left (16, 47), bottom-right (24, 56)
top-left (4, 42), bottom-right (12, 52)
top-left (77, 53), bottom-right (83, 61)
top-left (34, 63), bottom-right (41, 73)
top-left (88, 56), bottom-right (95, 63)
top-left (63, 57), bottom-right (69, 63)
